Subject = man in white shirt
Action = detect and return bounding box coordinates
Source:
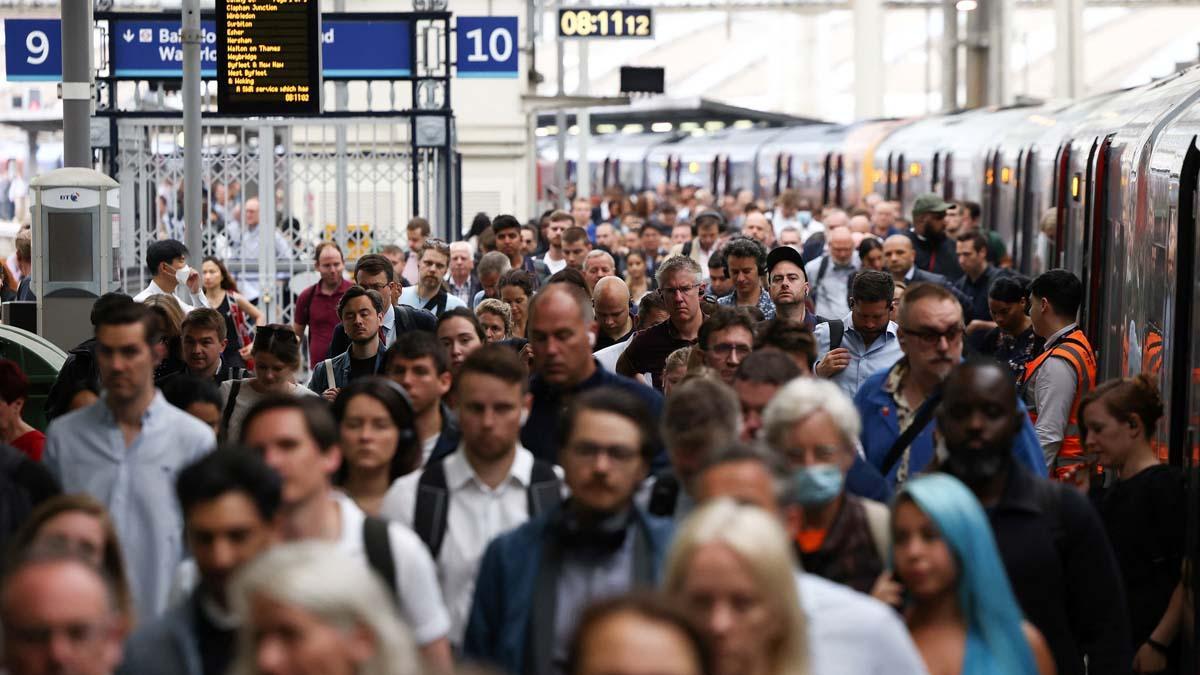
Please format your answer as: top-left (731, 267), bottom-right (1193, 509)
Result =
top-left (399, 239), bottom-right (468, 317)
top-left (538, 211), bottom-right (572, 275)
top-left (381, 344), bottom-right (560, 647)
top-left (238, 395), bottom-right (453, 671)
top-left (693, 445), bottom-right (929, 675)
top-left (133, 239), bottom-right (210, 313)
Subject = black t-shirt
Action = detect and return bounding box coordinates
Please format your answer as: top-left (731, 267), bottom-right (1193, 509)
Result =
top-left (1095, 464), bottom-right (1185, 647)
top-left (193, 598), bottom-right (236, 675)
top-left (348, 354), bottom-right (378, 382)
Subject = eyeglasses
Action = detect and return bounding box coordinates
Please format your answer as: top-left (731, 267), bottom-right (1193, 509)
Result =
top-left (782, 444), bottom-right (841, 464)
top-left (658, 283), bottom-right (698, 298)
top-left (710, 343), bottom-right (752, 358)
top-left (568, 441), bottom-right (642, 463)
top-left (903, 324), bottom-right (964, 346)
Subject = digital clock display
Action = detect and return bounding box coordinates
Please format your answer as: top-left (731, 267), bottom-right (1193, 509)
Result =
top-left (558, 8), bottom-right (653, 38)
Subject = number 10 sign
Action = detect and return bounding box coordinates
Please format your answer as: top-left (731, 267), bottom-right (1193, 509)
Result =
top-left (4, 19), bottom-right (62, 81)
top-left (456, 16), bottom-right (518, 79)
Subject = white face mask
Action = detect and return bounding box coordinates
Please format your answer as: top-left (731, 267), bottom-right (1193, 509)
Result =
top-left (174, 264), bottom-right (193, 287)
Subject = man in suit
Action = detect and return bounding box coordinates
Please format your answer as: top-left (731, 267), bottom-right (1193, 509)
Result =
top-left (324, 254), bottom-right (436, 360)
top-left (464, 387), bottom-right (673, 675)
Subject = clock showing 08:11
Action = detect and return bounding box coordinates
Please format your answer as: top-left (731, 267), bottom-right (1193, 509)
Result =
top-left (557, 8), bottom-right (654, 38)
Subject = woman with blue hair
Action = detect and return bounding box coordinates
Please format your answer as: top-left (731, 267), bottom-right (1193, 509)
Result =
top-left (891, 473), bottom-right (1056, 674)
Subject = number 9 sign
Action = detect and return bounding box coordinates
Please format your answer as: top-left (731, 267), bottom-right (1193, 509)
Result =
top-left (456, 17), bottom-right (518, 79)
top-left (4, 19), bottom-right (62, 81)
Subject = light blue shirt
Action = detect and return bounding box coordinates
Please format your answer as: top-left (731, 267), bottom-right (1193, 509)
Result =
top-left (398, 286), bottom-right (467, 316)
top-left (43, 392), bottom-right (216, 620)
top-left (813, 311), bottom-right (903, 398)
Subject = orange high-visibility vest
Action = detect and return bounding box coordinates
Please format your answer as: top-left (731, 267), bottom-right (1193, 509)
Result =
top-left (1021, 328), bottom-right (1097, 476)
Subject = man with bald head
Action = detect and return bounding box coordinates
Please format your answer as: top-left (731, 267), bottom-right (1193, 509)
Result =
top-left (593, 276), bottom-right (634, 351)
top-left (2, 551), bottom-right (127, 675)
top-left (871, 201), bottom-right (899, 238)
top-left (583, 250), bottom-right (616, 293)
top-left (847, 214), bottom-right (871, 236)
top-left (882, 234), bottom-right (948, 286)
top-left (741, 210), bottom-right (774, 248)
top-left (804, 227), bottom-right (858, 319)
top-left (822, 208), bottom-right (849, 231)
top-left (521, 283), bottom-right (663, 464)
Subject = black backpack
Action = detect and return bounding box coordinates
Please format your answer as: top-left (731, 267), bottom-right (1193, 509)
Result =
top-left (412, 458), bottom-right (562, 558)
top-left (362, 516), bottom-right (399, 598)
top-left (647, 470), bottom-right (681, 517)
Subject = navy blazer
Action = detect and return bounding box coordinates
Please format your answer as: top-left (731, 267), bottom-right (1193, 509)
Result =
top-left (117, 591), bottom-right (204, 675)
top-left (462, 505), bottom-right (675, 675)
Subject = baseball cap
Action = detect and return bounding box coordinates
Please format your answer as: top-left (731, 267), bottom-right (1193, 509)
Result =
top-left (766, 245), bottom-right (806, 277)
top-left (912, 193), bottom-right (951, 217)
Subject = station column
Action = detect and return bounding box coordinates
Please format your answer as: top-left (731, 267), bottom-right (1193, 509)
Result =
top-left (853, 0), bottom-right (884, 120)
top-left (1054, 0), bottom-right (1083, 98)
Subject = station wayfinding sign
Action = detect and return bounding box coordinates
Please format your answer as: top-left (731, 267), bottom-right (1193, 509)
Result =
top-left (216, 0), bottom-right (322, 114)
top-left (456, 16), bottom-right (518, 79)
top-left (3, 19), bottom-right (62, 81)
top-left (557, 7), bottom-right (653, 38)
top-left (110, 17), bottom-right (218, 78)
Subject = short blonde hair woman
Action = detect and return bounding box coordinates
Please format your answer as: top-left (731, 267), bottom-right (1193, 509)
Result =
top-left (229, 541), bottom-right (421, 675)
top-left (662, 499), bottom-right (810, 675)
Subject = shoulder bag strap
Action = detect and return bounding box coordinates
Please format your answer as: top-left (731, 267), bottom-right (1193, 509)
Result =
top-left (828, 319), bottom-right (845, 351)
top-left (323, 358), bottom-right (336, 389)
top-left (413, 460), bottom-right (451, 558)
top-left (812, 254), bottom-right (831, 302)
top-left (362, 516), bottom-right (399, 598)
top-left (526, 460), bottom-right (563, 516)
top-left (879, 388), bottom-right (943, 477)
top-left (221, 380), bottom-right (242, 437)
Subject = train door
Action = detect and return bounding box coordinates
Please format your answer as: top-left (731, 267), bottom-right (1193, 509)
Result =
top-left (1018, 149), bottom-right (1037, 274)
top-left (884, 153), bottom-right (894, 200)
top-left (1177, 138), bottom-right (1200, 673)
top-left (944, 153), bottom-right (955, 200)
top-left (1080, 135), bottom-right (1113, 356)
top-left (776, 154), bottom-right (789, 196)
top-left (1052, 143), bottom-right (1072, 269)
top-left (834, 154), bottom-right (845, 207)
top-left (931, 152), bottom-right (941, 196)
top-left (822, 153), bottom-right (833, 206)
top-left (1012, 149), bottom-right (1025, 266)
top-left (983, 150), bottom-right (1001, 234)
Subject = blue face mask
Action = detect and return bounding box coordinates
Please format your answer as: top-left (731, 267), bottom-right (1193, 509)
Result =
top-left (791, 463), bottom-right (844, 506)
top-left (797, 210), bottom-right (813, 226)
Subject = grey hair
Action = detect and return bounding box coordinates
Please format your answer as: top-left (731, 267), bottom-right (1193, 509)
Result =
top-left (477, 250), bottom-right (512, 277)
top-left (655, 255), bottom-right (702, 288)
top-left (228, 541), bottom-right (420, 675)
top-left (762, 377), bottom-right (861, 453)
top-left (475, 298), bottom-right (513, 336)
top-left (584, 249), bottom-right (615, 271)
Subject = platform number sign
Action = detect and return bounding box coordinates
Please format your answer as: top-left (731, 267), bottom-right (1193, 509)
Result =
top-left (456, 17), bottom-right (518, 79)
top-left (4, 19), bottom-right (63, 81)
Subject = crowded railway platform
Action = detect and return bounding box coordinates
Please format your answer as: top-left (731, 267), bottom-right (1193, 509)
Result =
top-left (2, 0), bottom-right (1200, 673)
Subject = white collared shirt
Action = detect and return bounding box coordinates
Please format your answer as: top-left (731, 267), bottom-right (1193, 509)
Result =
top-left (133, 279), bottom-right (211, 314)
top-left (380, 445), bottom-right (542, 645)
top-left (330, 492), bottom-right (451, 645)
top-left (796, 571), bottom-right (929, 674)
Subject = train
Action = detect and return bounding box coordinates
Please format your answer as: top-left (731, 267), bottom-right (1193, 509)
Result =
top-left (543, 72), bottom-right (1200, 654)
top-left (540, 68), bottom-right (1200, 471)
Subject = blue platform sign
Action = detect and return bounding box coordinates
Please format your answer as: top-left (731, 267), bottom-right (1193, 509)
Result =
top-left (4, 19), bottom-right (63, 81)
top-left (456, 16), bottom-right (518, 79)
top-left (111, 18), bottom-right (218, 78)
top-left (323, 19), bottom-right (411, 78)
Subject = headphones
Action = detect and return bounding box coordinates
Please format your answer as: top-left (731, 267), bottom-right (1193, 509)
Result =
top-left (550, 502), bottom-right (633, 554)
top-left (722, 237), bottom-right (769, 277)
top-left (377, 378), bottom-right (418, 448)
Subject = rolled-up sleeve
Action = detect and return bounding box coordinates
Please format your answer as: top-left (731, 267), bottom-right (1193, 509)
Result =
top-left (1031, 357), bottom-right (1077, 465)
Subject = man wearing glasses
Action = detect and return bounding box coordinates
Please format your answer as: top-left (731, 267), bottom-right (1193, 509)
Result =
top-left (464, 387), bottom-right (673, 675)
top-left (812, 270), bottom-right (902, 398)
top-left (697, 307), bottom-right (756, 386)
top-left (616, 256), bottom-right (705, 390)
top-left (853, 282), bottom-right (1045, 491)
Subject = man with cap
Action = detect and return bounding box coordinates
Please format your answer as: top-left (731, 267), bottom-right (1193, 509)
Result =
top-left (766, 245), bottom-right (820, 330)
top-left (908, 193), bottom-right (963, 280)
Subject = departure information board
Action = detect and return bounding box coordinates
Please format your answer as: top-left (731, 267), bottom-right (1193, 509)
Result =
top-left (217, 0), bottom-right (322, 115)
top-left (557, 8), bottom-right (653, 38)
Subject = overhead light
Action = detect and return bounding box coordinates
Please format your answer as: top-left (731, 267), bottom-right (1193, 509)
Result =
top-left (956, 0), bottom-right (977, 10)
top-left (596, 124), bottom-right (618, 134)
top-left (651, 122), bottom-right (673, 132)
top-left (622, 123), bottom-right (645, 134)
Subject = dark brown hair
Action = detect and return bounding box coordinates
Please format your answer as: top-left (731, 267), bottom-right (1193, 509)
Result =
top-left (250, 324), bottom-right (302, 370)
top-left (566, 593), bottom-right (712, 675)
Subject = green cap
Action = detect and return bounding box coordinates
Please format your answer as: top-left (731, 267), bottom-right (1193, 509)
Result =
top-left (912, 193), bottom-right (951, 217)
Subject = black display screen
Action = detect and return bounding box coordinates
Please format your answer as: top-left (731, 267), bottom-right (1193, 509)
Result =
top-left (217, 0), bottom-right (322, 115)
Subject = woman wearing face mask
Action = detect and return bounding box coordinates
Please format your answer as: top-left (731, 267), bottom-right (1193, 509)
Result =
top-left (332, 378), bottom-right (422, 516)
top-left (891, 474), bottom-right (1055, 675)
top-left (761, 377), bottom-right (890, 595)
top-left (1080, 376), bottom-right (1183, 674)
top-left (219, 325), bottom-right (318, 443)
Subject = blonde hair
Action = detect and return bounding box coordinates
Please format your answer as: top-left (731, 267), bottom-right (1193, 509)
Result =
top-left (229, 542), bottom-right (420, 675)
top-left (475, 298), bottom-right (513, 336)
top-left (663, 499), bottom-right (810, 675)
